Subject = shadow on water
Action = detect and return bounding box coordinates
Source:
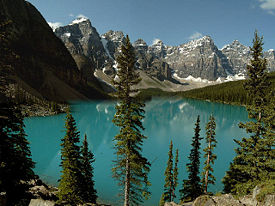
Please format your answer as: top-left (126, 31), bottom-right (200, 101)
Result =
top-left (24, 98), bottom-right (249, 205)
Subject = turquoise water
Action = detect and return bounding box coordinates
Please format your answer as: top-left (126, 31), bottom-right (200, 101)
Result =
top-left (24, 98), bottom-right (249, 205)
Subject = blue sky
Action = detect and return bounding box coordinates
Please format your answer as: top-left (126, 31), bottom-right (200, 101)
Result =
top-left (27, 0), bottom-right (275, 49)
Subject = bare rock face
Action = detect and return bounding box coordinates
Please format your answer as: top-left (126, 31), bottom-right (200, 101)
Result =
top-left (159, 36), bottom-right (231, 81)
top-left (29, 199), bottom-right (56, 206)
top-left (264, 49), bottom-right (275, 72)
top-left (221, 40), bottom-right (250, 75)
top-left (55, 18), bottom-right (108, 81)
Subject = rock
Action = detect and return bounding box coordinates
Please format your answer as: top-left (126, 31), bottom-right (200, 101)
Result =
top-left (262, 194), bottom-right (275, 206)
top-left (252, 185), bottom-right (261, 199)
top-left (239, 195), bottom-right (257, 206)
top-left (211, 194), bottom-right (244, 206)
top-left (164, 202), bottom-right (181, 206)
top-left (29, 199), bottom-right (55, 206)
top-left (193, 195), bottom-right (211, 206)
top-left (0, 192), bottom-right (7, 206)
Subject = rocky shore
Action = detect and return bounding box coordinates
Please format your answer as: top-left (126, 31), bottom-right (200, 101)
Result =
top-left (165, 186), bottom-right (275, 206)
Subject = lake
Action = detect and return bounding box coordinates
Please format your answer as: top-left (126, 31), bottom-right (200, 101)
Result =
top-left (24, 98), bottom-right (250, 205)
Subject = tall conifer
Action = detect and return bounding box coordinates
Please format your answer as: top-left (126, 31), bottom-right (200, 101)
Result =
top-left (0, 15), bottom-right (35, 205)
top-left (80, 134), bottom-right (97, 203)
top-left (223, 31), bottom-right (275, 195)
top-left (112, 35), bottom-right (151, 206)
top-left (201, 115), bottom-right (217, 194)
top-left (172, 149), bottom-right (179, 201)
top-left (57, 112), bottom-right (84, 205)
top-left (180, 115), bottom-right (203, 202)
top-left (164, 141), bottom-right (174, 202)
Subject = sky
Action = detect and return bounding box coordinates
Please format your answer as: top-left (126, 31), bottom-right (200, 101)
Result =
top-left (26, 0), bottom-right (275, 50)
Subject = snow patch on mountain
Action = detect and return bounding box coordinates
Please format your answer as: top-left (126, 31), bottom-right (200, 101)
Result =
top-left (48, 22), bottom-right (62, 31)
top-left (70, 17), bottom-right (88, 25)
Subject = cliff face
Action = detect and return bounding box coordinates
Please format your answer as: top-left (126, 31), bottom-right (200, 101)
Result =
top-left (0, 0), bottom-right (106, 102)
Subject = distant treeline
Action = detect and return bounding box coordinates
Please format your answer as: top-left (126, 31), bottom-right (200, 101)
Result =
top-left (178, 72), bottom-right (275, 105)
top-left (137, 72), bottom-right (275, 106)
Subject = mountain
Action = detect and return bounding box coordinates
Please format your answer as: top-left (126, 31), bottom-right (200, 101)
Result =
top-left (55, 17), bottom-right (109, 82)
top-left (221, 40), bottom-right (250, 75)
top-left (53, 17), bottom-right (275, 90)
top-left (0, 0), bottom-right (107, 102)
top-left (162, 36), bottom-right (231, 81)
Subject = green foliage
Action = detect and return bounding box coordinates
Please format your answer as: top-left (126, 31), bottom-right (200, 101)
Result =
top-left (57, 112), bottom-right (84, 205)
top-left (180, 115), bottom-right (203, 202)
top-left (256, 179), bottom-right (275, 202)
top-left (177, 72), bottom-right (275, 106)
top-left (223, 31), bottom-right (275, 196)
top-left (201, 115), bottom-right (217, 194)
top-left (80, 134), bottom-right (97, 203)
top-left (163, 141), bottom-right (179, 203)
top-left (164, 141), bottom-right (174, 202)
top-left (172, 149), bottom-right (179, 201)
top-left (0, 102), bottom-right (35, 205)
top-left (159, 193), bottom-right (165, 206)
top-left (112, 35), bottom-right (151, 206)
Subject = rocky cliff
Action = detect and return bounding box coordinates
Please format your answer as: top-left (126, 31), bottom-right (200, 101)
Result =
top-left (53, 17), bottom-right (275, 86)
top-left (0, 0), bottom-right (106, 102)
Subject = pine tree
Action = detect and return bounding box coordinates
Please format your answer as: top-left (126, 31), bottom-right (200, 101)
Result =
top-left (80, 134), bottom-right (97, 203)
top-left (112, 35), bottom-right (151, 206)
top-left (201, 115), bottom-right (217, 194)
top-left (172, 149), bottom-right (179, 201)
top-left (57, 112), bottom-right (84, 205)
top-left (159, 193), bottom-right (165, 206)
top-left (223, 31), bottom-right (275, 195)
top-left (180, 115), bottom-right (203, 202)
top-left (164, 140), bottom-right (174, 202)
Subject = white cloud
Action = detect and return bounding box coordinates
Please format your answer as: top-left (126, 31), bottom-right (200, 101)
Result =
top-left (188, 32), bottom-right (203, 40)
top-left (69, 13), bottom-right (74, 17)
top-left (76, 14), bottom-right (88, 19)
top-left (152, 38), bottom-right (161, 45)
top-left (47, 22), bottom-right (63, 31)
top-left (258, 0), bottom-right (275, 14)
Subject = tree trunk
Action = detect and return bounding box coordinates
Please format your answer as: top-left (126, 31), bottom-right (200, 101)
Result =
top-left (124, 157), bottom-right (130, 206)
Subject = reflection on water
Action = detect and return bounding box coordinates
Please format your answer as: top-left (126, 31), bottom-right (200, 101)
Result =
top-left (24, 98), bottom-right (249, 205)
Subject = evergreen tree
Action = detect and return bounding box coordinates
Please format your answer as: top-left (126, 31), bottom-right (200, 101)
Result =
top-left (0, 15), bottom-right (35, 205)
top-left (159, 193), bottom-right (165, 206)
top-left (112, 35), bottom-right (151, 206)
top-left (172, 149), bottom-right (179, 201)
top-left (223, 31), bottom-right (275, 195)
top-left (180, 115), bottom-right (203, 202)
top-left (201, 115), bottom-right (217, 194)
top-left (57, 112), bottom-right (84, 205)
top-left (163, 141), bottom-right (174, 202)
top-left (80, 134), bottom-right (97, 203)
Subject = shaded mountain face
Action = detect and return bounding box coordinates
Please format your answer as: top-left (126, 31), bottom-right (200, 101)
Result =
top-left (55, 18), bottom-right (109, 81)
top-left (0, 0), bottom-right (106, 102)
top-left (54, 18), bottom-right (275, 83)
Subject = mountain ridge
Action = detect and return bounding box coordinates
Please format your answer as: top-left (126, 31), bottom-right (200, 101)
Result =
top-left (52, 18), bottom-right (275, 90)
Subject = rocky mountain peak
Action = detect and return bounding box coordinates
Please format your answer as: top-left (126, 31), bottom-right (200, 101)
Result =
top-left (133, 39), bottom-right (148, 53)
top-left (222, 40), bottom-right (249, 54)
top-left (102, 30), bottom-right (125, 43)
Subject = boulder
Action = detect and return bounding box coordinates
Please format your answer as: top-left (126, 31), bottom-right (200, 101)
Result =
top-left (211, 194), bottom-right (244, 206)
top-left (164, 202), bottom-right (180, 206)
top-left (29, 199), bottom-right (55, 206)
top-left (0, 192), bottom-right (7, 206)
top-left (193, 195), bottom-right (211, 206)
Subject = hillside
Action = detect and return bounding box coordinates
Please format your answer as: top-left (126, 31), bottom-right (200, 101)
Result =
top-left (0, 0), bottom-right (108, 105)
